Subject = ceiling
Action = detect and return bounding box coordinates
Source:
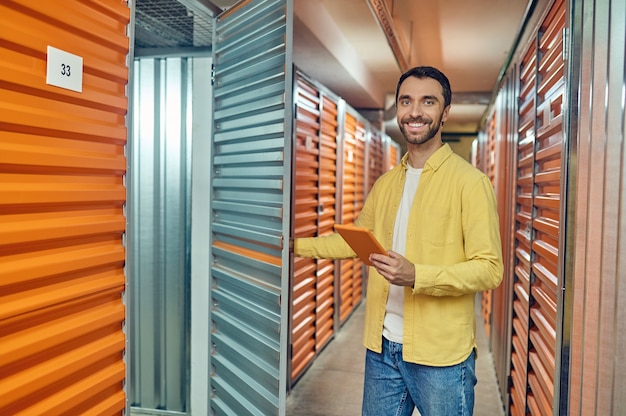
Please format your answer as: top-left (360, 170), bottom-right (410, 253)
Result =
top-left (135, 0), bottom-right (531, 140)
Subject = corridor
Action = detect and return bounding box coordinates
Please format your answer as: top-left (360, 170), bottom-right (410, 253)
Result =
top-left (285, 300), bottom-right (505, 416)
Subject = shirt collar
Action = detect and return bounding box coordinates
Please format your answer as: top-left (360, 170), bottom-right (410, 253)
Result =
top-left (400, 143), bottom-right (453, 172)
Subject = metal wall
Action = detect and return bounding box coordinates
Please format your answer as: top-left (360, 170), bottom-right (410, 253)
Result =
top-left (208, 0), bottom-right (293, 414)
top-left (479, 0), bottom-right (626, 414)
top-left (564, 0), bottom-right (626, 414)
top-left (0, 1), bottom-right (130, 414)
top-left (128, 57), bottom-right (192, 413)
top-left (291, 73), bottom-right (341, 382)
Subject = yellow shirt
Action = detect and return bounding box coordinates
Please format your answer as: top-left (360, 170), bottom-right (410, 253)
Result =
top-left (294, 144), bottom-right (503, 366)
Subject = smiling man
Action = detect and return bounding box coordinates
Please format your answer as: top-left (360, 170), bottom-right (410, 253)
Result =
top-left (294, 66), bottom-right (504, 416)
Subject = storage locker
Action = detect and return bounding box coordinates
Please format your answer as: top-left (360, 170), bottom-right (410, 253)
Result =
top-left (367, 130), bottom-right (385, 193)
top-left (290, 70), bottom-right (396, 383)
top-left (338, 111), bottom-right (368, 323)
top-left (386, 138), bottom-right (401, 171)
top-left (509, 0), bottom-right (565, 414)
top-left (0, 1), bottom-right (131, 414)
top-left (292, 75), bottom-right (322, 382)
top-left (207, 0), bottom-right (294, 414)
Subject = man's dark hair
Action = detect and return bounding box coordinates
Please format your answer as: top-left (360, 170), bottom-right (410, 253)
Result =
top-left (395, 66), bottom-right (452, 108)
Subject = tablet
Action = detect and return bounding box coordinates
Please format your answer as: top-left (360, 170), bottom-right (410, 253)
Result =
top-left (334, 224), bottom-right (387, 266)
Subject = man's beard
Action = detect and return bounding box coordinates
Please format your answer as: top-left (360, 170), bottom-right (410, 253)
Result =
top-left (399, 115), bottom-right (443, 145)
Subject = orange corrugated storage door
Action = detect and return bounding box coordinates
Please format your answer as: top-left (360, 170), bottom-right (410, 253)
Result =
top-left (367, 130), bottom-right (384, 193)
top-left (292, 76), bottom-right (321, 381)
top-left (510, 0), bottom-right (565, 414)
top-left (352, 120), bottom-right (366, 305)
top-left (387, 140), bottom-right (399, 169)
top-left (526, 1), bottom-right (564, 413)
top-left (339, 112), bottom-right (357, 322)
top-left (511, 34), bottom-right (537, 416)
top-left (316, 94), bottom-right (339, 348)
top-left (0, 1), bottom-right (130, 415)
top-left (482, 111), bottom-right (498, 338)
top-left (291, 75), bottom-right (339, 383)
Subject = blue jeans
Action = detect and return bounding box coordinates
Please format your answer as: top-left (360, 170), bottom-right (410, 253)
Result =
top-left (362, 338), bottom-right (477, 416)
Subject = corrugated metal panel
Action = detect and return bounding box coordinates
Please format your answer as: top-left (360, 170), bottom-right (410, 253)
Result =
top-left (128, 57), bottom-right (192, 412)
top-left (526, 3), bottom-right (564, 413)
top-left (209, 0), bottom-right (292, 414)
top-left (509, 1), bottom-right (565, 414)
top-left (510, 33), bottom-right (537, 416)
top-left (338, 111), bottom-right (366, 323)
top-left (0, 1), bottom-right (130, 415)
top-left (367, 130), bottom-right (384, 193)
top-left (290, 74), bottom-right (341, 383)
top-left (316, 93), bottom-right (338, 349)
top-left (387, 139), bottom-right (400, 170)
top-left (481, 111), bottom-right (498, 339)
top-left (566, 0), bottom-right (626, 414)
top-left (352, 121), bottom-right (366, 305)
top-left (292, 76), bottom-right (320, 381)
top-left (490, 69), bottom-right (518, 406)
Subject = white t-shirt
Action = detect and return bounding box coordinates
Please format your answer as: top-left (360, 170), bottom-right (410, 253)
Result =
top-left (382, 165), bottom-right (422, 343)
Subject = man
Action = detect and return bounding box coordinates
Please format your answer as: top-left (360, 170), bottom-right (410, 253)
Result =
top-left (294, 66), bottom-right (503, 416)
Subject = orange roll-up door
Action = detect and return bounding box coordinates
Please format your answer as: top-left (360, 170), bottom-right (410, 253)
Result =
top-left (292, 77), bottom-right (321, 381)
top-left (481, 111), bottom-right (498, 338)
top-left (510, 33), bottom-right (537, 416)
top-left (526, 1), bottom-right (564, 413)
top-left (367, 130), bottom-right (384, 193)
top-left (352, 120), bottom-right (367, 306)
top-left (0, 1), bottom-right (130, 415)
top-left (339, 112), bottom-right (366, 323)
top-left (339, 112), bottom-right (358, 322)
top-left (509, 0), bottom-right (565, 414)
top-left (316, 94), bottom-right (339, 349)
top-left (291, 75), bottom-right (340, 382)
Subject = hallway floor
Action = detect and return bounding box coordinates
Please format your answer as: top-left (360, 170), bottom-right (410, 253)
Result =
top-left (285, 300), bottom-right (505, 416)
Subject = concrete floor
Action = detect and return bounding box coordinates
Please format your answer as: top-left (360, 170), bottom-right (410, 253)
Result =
top-left (285, 300), bottom-right (505, 416)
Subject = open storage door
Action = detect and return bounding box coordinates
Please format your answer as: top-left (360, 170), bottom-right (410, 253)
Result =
top-left (209, 0), bottom-right (293, 415)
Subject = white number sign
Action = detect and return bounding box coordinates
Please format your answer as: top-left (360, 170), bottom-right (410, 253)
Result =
top-left (46, 46), bottom-right (83, 93)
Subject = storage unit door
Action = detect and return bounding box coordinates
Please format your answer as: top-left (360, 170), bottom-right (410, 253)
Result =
top-left (510, 0), bottom-right (565, 414)
top-left (316, 94), bottom-right (339, 349)
top-left (527, 1), bottom-right (564, 412)
top-left (387, 139), bottom-right (400, 170)
top-left (510, 33), bottom-right (537, 416)
top-left (338, 111), bottom-right (366, 323)
top-left (291, 74), bottom-right (340, 383)
top-left (352, 117), bottom-right (367, 307)
top-left (367, 130), bottom-right (384, 193)
top-left (482, 111), bottom-right (498, 338)
top-left (209, 0), bottom-right (293, 414)
top-left (292, 76), bottom-right (322, 381)
top-left (0, 1), bottom-right (130, 415)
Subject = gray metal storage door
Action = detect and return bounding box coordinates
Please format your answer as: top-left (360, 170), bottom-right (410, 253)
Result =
top-left (209, 0), bottom-right (293, 414)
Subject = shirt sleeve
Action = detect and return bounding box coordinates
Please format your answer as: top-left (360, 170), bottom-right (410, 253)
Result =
top-left (295, 178), bottom-right (382, 260)
top-left (294, 232), bottom-right (357, 260)
top-left (412, 175), bottom-right (504, 296)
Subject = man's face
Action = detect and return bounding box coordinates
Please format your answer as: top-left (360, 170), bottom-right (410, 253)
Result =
top-left (396, 77), bottom-right (450, 146)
